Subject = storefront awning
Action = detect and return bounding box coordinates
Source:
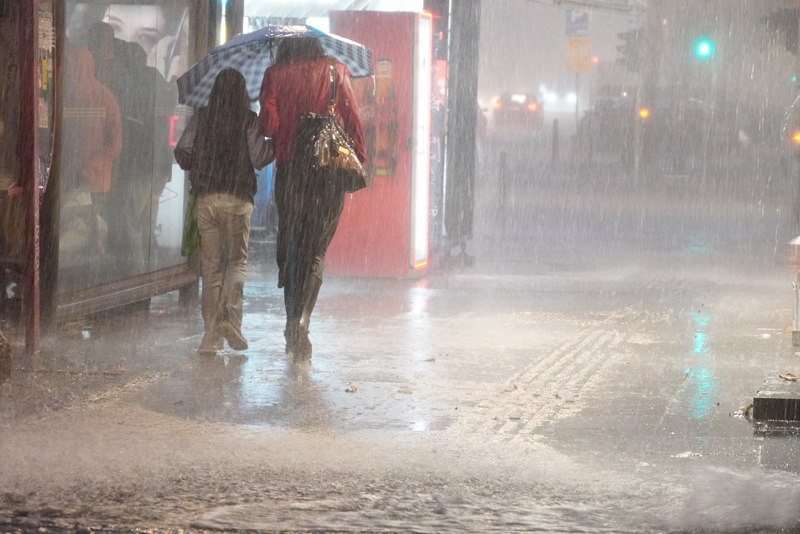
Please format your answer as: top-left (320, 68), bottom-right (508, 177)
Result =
top-left (527, 0), bottom-right (646, 15)
top-left (245, 0), bottom-right (423, 18)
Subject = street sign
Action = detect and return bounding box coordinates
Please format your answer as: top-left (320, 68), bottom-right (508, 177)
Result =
top-left (566, 36), bottom-right (591, 73)
top-left (566, 10), bottom-right (589, 37)
top-left (566, 10), bottom-right (590, 73)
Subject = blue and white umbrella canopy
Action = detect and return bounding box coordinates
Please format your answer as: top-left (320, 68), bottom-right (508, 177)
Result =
top-left (177, 25), bottom-right (373, 108)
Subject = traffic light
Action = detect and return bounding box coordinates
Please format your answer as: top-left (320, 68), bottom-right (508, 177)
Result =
top-left (694, 38), bottom-right (714, 60)
top-left (616, 28), bottom-right (642, 72)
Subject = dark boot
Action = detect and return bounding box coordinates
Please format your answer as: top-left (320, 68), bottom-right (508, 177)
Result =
top-left (294, 275), bottom-right (322, 362)
top-left (283, 236), bottom-right (302, 355)
top-left (283, 275), bottom-right (302, 355)
top-left (284, 316), bottom-right (299, 355)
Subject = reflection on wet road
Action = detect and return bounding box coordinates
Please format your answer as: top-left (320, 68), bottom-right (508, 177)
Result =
top-left (3, 130), bottom-right (800, 533)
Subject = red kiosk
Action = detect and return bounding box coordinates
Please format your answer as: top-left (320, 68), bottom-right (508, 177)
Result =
top-left (326, 10), bottom-right (433, 278)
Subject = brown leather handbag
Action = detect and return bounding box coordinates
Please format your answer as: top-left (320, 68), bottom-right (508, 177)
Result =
top-left (296, 60), bottom-right (368, 193)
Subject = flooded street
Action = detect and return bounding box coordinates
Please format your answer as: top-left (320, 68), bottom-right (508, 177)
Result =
top-left (3, 149), bottom-right (800, 532)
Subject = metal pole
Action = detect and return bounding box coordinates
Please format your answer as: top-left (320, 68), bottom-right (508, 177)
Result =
top-left (21, 0), bottom-right (41, 354)
top-left (575, 72), bottom-right (579, 127)
top-left (498, 151), bottom-right (507, 220)
top-left (551, 119), bottom-right (560, 166)
top-left (793, 272), bottom-right (800, 346)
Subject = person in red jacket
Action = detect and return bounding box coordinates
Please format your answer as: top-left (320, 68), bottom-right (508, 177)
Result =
top-left (62, 46), bottom-right (123, 195)
top-left (259, 37), bottom-right (366, 362)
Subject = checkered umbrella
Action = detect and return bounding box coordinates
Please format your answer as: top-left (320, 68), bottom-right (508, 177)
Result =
top-left (177, 25), bottom-right (373, 108)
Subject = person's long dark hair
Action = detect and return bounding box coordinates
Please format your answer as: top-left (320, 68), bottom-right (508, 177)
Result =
top-left (194, 68), bottom-right (251, 180)
top-left (275, 37), bottom-right (325, 65)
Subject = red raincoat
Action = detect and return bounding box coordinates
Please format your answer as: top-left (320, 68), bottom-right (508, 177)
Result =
top-left (258, 57), bottom-right (366, 164)
top-left (62, 47), bottom-right (123, 193)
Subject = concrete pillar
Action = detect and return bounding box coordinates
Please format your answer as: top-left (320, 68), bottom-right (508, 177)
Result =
top-left (444, 0), bottom-right (481, 252)
top-left (20, 0), bottom-right (40, 353)
top-left (226, 0), bottom-right (244, 39)
top-left (424, 0), bottom-right (449, 259)
top-left (40, 0), bottom-right (66, 327)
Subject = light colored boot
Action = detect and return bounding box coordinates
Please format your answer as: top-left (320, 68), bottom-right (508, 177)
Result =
top-left (219, 282), bottom-right (248, 351)
top-left (198, 331), bottom-right (223, 354)
top-left (199, 284), bottom-right (223, 354)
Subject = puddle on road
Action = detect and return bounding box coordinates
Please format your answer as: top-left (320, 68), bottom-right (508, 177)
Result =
top-left (190, 466), bottom-right (800, 534)
top-left (195, 496), bottom-right (627, 533)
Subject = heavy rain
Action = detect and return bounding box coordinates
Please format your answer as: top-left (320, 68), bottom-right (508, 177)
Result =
top-left (3, 0), bottom-right (800, 532)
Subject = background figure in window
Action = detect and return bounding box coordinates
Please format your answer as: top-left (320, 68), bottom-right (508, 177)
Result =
top-left (86, 23), bottom-right (159, 276)
top-left (59, 46), bottom-right (122, 265)
top-left (258, 37), bottom-right (366, 362)
top-left (174, 68), bottom-right (274, 355)
top-left (110, 41), bottom-right (158, 276)
top-left (84, 22), bottom-right (130, 258)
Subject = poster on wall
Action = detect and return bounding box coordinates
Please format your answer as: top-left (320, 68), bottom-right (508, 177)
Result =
top-left (0, 5), bottom-right (18, 190)
top-left (38, 3), bottom-right (55, 189)
top-left (66, 2), bottom-right (189, 81)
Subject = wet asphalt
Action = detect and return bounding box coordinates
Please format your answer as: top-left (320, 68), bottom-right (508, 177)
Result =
top-left (3, 139), bottom-right (800, 533)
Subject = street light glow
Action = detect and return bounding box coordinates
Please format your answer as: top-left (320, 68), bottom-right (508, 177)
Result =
top-left (695, 39), bottom-right (714, 59)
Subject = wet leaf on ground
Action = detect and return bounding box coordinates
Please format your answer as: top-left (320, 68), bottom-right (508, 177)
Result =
top-left (733, 402), bottom-right (752, 419)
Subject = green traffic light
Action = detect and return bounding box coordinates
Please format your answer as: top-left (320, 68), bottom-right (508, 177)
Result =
top-left (695, 39), bottom-right (714, 59)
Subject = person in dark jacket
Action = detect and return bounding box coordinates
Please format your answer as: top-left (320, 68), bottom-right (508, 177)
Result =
top-left (175, 68), bottom-right (274, 354)
top-left (108, 41), bottom-right (156, 275)
top-left (258, 38), bottom-right (366, 361)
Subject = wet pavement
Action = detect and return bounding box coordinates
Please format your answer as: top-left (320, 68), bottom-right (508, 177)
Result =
top-left (3, 159), bottom-right (800, 532)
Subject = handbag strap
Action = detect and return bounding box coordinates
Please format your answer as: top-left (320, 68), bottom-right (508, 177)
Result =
top-left (327, 59), bottom-right (336, 116)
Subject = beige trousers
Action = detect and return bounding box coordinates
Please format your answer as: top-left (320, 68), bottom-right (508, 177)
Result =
top-left (196, 193), bottom-right (253, 337)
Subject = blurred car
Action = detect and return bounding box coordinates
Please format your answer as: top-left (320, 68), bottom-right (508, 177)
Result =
top-left (492, 93), bottom-right (544, 130)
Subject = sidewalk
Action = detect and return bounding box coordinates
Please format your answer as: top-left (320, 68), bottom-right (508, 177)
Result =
top-left (4, 155), bottom-right (800, 531)
top-left (2, 247), bottom-right (800, 532)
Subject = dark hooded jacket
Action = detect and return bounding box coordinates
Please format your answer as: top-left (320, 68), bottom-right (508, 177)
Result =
top-left (174, 69), bottom-right (273, 203)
